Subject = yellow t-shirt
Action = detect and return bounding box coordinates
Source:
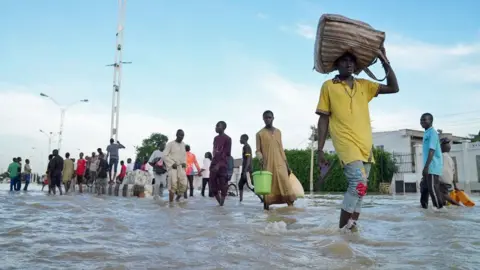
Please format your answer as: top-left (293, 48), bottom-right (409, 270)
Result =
top-left (316, 78), bottom-right (379, 165)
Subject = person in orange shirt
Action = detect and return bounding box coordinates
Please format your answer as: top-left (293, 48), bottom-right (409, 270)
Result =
top-left (184, 145), bottom-right (201, 198)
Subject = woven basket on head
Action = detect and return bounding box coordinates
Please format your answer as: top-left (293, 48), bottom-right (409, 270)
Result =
top-left (313, 14), bottom-right (388, 81)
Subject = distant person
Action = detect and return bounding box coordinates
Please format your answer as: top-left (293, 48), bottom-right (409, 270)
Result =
top-left (23, 159), bottom-right (32, 191)
top-left (185, 145), bottom-right (201, 198)
top-left (89, 152), bottom-right (99, 188)
top-left (8, 158), bottom-right (20, 192)
top-left (62, 152), bottom-right (74, 192)
top-left (140, 159), bottom-right (148, 171)
top-left (209, 121), bottom-right (232, 206)
top-left (238, 134), bottom-right (262, 202)
top-left (316, 49), bottom-right (399, 230)
top-left (43, 155), bottom-right (53, 191)
top-left (117, 160), bottom-right (127, 184)
top-left (48, 149), bottom-right (64, 195)
top-left (70, 158), bottom-right (77, 192)
top-left (200, 152), bottom-right (213, 197)
top-left (126, 158), bottom-right (134, 173)
top-left (439, 138), bottom-right (460, 206)
top-left (15, 157), bottom-right (22, 191)
top-left (76, 152), bottom-right (87, 193)
top-left (256, 111), bottom-right (295, 210)
top-left (106, 138), bottom-right (125, 183)
top-left (96, 153), bottom-right (109, 195)
top-left (149, 142), bottom-right (168, 198)
top-left (134, 159), bottom-right (142, 171)
top-left (163, 129), bottom-right (188, 203)
top-left (420, 113), bottom-right (444, 209)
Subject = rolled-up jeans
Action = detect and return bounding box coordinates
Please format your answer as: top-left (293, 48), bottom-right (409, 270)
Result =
top-left (342, 161), bottom-right (371, 214)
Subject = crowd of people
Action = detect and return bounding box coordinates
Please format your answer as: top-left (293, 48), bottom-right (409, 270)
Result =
top-left (7, 157), bottom-right (32, 191)
top-left (7, 47), bottom-right (464, 232)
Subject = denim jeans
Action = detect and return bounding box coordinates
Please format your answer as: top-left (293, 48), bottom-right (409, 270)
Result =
top-left (23, 174), bottom-right (30, 191)
top-left (342, 161), bottom-right (371, 214)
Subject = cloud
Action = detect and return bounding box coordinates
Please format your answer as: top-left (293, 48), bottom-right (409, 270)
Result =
top-left (292, 22), bottom-right (480, 83)
top-left (295, 24), bottom-right (315, 40)
top-left (0, 72), bottom-right (320, 173)
top-left (256, 12), bottom-right (268, 20)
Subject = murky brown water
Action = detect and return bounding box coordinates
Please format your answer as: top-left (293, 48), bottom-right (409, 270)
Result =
top-left (1, 183), bottom-right (479, 270)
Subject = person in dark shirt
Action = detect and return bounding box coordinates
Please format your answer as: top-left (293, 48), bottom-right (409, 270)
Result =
top-left (96, 153), bottom-right (109, 196)
top-left (48, 149), bottom-right (64, 195)
top-left (238, 134), bottom-right (252, 202)
top-left (209, 121), bottom-right (232, 206)
top-left (43, 154), bottom-right (54, 192)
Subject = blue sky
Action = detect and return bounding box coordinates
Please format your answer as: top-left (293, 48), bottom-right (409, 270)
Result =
top-left (1, 0), bottom-right (479, 170)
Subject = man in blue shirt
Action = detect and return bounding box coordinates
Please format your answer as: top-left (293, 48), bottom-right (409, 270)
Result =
top-left (420, 113), bottom-right (444, 209)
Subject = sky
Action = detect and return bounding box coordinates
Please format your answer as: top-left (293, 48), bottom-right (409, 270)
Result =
top-left (1, 0), bottom-right (479, 172)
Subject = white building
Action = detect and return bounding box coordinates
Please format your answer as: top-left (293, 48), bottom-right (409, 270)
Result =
top-left (323, 129), bottom-right (472, 193)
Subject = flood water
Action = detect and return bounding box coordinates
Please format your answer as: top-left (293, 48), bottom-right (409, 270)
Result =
top-left (1, 183), bottom-right (479, 270)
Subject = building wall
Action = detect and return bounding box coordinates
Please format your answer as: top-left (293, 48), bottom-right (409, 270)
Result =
top-left (324, 131), bottom-right (413, 154)
top-left (372, 130), bottom-right (412, 154)
top-left (410, 142), bottom-right (480, 192)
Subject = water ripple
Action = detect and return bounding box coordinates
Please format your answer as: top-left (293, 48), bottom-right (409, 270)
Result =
top-left (0, 184), bottom-right (479, 269)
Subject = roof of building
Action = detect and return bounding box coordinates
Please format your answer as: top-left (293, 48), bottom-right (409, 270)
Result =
top-left (374, 129), bottom-right (469, 142)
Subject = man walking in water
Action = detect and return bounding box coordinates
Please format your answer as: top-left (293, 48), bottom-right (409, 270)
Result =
top-left (185, 145), bottom-right (201, 198)
top-left (420, 113), bottom-right (444, 209)
top-left (106, 139), bottom-right (125, 183)
top-left (96, 153), bottom-right (109, 195)
top-left (49, 149), bottom-right (64, 195)
top-left (62, 152), bottom-right (74, 193)
top-left (8, 158), bottom-right (20, 192)
top-left (163, 130), bottom-right (188, 202)
top-left (76, 152), bottom-right (87, 193)
top-left (23, 159), bottom-right (32, 191)
top-left (149, 142), bottom-right (168, 198)
top-left (238, 134), bottom-right (262, 202)
top-left (209, 121), bottom-right (232, 206)
top-left (316, 48), bottom-right (399, 231)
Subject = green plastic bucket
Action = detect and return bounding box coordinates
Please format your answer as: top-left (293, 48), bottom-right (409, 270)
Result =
top-left (252, 171), bottom-right (272, 195)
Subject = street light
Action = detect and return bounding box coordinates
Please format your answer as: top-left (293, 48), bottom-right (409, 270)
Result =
top-left (40, 93), bottom-right (88, 153)
top-left (107, 0), bottom-right (130, 141)
top-left (39, 129), bottom-right (57, 154)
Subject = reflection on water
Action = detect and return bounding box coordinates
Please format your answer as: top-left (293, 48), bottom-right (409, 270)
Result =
top-left (1, 184), bottom-right (479, 270)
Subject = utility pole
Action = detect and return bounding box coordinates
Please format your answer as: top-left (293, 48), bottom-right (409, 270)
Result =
top-left (107, 0), bottom-right (131, 142)
top-left (309, 125), bottom-right (317, 195)
top-left (40, 94), bottom-right (88, 153)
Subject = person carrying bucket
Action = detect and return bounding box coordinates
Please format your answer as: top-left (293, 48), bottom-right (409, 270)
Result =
top-left (255, 110), bottom-right (296, 210)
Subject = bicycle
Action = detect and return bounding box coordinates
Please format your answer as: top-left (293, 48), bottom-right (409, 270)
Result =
top-left (227, 182), bottom-right (238, 197)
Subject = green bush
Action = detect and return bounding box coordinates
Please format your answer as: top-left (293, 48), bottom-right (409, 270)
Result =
top-left (252, 148), bottom-right (397, 192)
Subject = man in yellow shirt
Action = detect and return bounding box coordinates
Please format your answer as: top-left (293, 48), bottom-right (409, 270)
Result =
top-left (316, 48), bottom-right (399, 231)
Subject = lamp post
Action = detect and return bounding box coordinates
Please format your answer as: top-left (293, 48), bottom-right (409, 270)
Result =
top-left (107, 0), bottom-right (131, 141)
top-left (40, 93), bottom-right (88, 153)
top-left (39, 129), bottom-right (57, 154)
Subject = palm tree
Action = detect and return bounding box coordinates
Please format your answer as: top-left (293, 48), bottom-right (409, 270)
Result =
top-left (310, 125), bottom-right (330, 141)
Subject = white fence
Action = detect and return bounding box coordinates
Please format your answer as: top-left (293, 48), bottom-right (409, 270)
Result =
top-left (394, 141), bottom-right (480, 193)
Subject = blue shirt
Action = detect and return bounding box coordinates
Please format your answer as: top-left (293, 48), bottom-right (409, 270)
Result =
top-left (422, 127), bottom-right (443, 175)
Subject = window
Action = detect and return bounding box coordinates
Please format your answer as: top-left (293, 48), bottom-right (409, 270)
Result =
top-left (476, 155), bottom-right (480, 182)
top-left (452, 156), bottom-right (458, 183)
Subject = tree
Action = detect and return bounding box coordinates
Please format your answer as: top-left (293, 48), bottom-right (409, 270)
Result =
top-left (135, 133), bottom-right (169, 162)
top-left (310, 125), bottom-right (330, 141)
top-left (469, 131), bottom-right (480, 142)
